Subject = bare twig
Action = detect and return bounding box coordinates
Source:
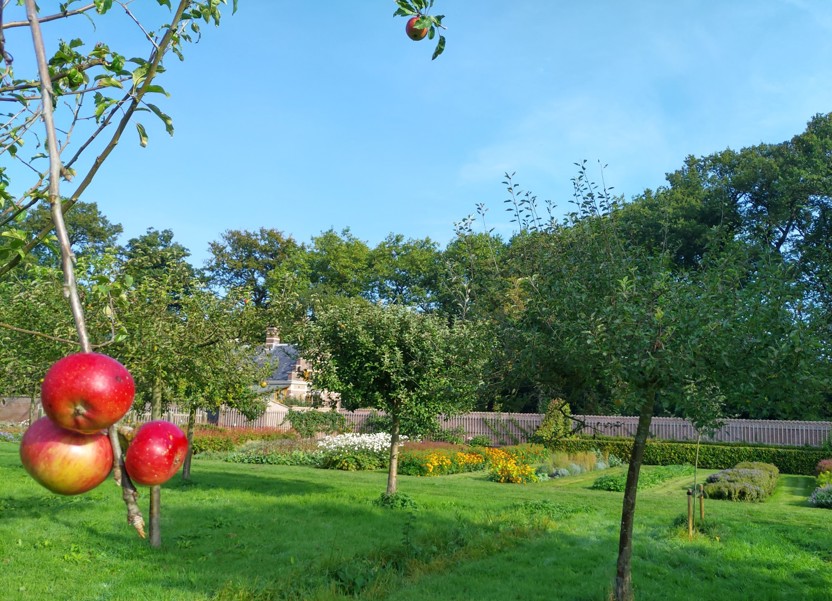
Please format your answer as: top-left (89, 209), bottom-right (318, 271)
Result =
top-left (26, 0), bottom-right (90, 352)
top-left (3, 4), bottom-right (97, 29)
top-left (0, 321), bottom-right (79, 346)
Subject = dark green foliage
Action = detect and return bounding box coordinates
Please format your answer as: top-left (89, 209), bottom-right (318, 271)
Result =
top-left (703, 462), bottom-right (779, 502)
top-left (554, 436), bottom-right (826, 475)
top-left (533, 399), bottom-right (574, 447)
top-left (373, 492), bottom-right (418, 510)
top-left (190, 427), bottom-right (296, 455)
top-left (225, 449), bottom-right (321, 466)
top-left (591, 465), bottom-right (694, 492)
top-left (285, 409), bottom-right (348, 438)
top-left (318, 450), bottom-right (385, 471)
top-left (468, 435), bottom-right (492, 447)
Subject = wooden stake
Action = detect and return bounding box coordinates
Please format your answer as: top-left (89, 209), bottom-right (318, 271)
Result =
top-left (687, 489), bottom-right (693, 539)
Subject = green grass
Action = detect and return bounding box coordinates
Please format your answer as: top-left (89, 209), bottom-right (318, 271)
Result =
top-left (1, 443), bottom-right (830, 601)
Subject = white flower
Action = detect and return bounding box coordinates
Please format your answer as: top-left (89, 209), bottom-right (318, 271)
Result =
top-left (317, 432), bottom-right (406, 454)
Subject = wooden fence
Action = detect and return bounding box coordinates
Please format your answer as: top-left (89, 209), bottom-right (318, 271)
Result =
top-left (153, 407), bottom-right (832, 448)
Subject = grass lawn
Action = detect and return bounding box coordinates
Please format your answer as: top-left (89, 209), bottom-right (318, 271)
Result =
top-left (0, 442), bottom-right (829, 601)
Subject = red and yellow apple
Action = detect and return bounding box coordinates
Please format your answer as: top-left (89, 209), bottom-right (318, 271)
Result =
top-left (405, 16), bottom-right (428, 41)
top-left (19, 417), bottom-right (113, 495)
top-left (41, 353), bottom-right (135, 434)
top-left (125, 420), bottom-right (188, 486)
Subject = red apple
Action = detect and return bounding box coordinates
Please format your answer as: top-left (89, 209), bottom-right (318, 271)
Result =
top-left (19, 417), bottom-right (113, 495)
top-left (41, 353), bottom-right (135, 434)
top-left (125, 420), bottom-right (188, 486)
top-left (406, 16), bottom-right (428, 41)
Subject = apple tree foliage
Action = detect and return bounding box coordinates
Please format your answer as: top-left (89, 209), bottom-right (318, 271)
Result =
top-left (298, 297), bottom-right (490, 495)
top-left (0, 0), bottom-right (236, 278)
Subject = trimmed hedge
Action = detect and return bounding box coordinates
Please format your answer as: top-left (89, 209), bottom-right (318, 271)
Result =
top-left (552, 436), bottom-right (826, 475)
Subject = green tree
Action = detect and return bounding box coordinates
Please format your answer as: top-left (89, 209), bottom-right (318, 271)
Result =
top-left (505, 167), bottom-right (824, 601)
top-left (17, 201), bottom-right (123, 268)
top-left (368, 233), bottom-right (442, 311)
top-left (204, 228), bottom-right (302, 308)
top-left (306, 228), bottom-right (372, 299)
top-left (298, 298), bottom-right (488, 495)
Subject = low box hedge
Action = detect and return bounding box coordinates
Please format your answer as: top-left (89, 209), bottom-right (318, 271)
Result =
top-left (552, 436), bottom-right (826, 475)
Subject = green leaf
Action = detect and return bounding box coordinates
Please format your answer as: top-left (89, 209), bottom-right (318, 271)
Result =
top-left (136, 122), bottom-right (148, 148)
top-left (143, 84), bottom-right (170, 96)
top-left (94, 0), bottom-right (113, 14)
top-left (95, 76), bottom-right (123, 88)
top-left (431, 35), bottom-right (446, 60)
top-left (156, 0), bottom-right (171, 6)
top-left (145, 103), bottom-right (174, 136)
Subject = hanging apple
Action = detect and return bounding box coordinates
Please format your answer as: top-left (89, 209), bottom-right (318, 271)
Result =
top-left (124, 420), bottom-right (189, 486)
top-left (41, 352), bottom-right (135, 434)
top-left (19, 417), bottom-right (114, 495)
top-left (405, 16), bottom-right (428, 40)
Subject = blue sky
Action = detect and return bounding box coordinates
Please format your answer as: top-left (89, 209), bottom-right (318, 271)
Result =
top-left (8, 1), bottom-right (832, 266)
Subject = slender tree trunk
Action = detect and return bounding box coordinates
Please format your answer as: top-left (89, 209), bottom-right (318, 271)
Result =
top-left (149, 376), bottom-right (163, 548)
top-left (385, 416), bottom-right (401, 496)
top-left (24, 0), bottom-right (147, 539)
top-left (614, 389), bottom-right (656, 601)
top-left (181, 405), bottom-right (196, 481)
top-left (29, 390), bottom-right (38, 425)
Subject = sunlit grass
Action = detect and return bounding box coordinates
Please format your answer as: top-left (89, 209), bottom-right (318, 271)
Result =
top-left (1, 443), bottom-right (830, 601)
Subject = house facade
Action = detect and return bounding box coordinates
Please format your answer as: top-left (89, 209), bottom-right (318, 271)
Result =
top-left (259, 328), bottom-right (316, 408)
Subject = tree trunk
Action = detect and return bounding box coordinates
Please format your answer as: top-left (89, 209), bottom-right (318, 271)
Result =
top-left (385, 416), bottom-right (401, 496)
top-left (181, 405), bottom-right (196, 481)
top-left (149, 376), bottom-right (163, 548)
top-left (613, 389), bottom-right (656, 601)
top-left (29, 390), bottom-right (38, 425)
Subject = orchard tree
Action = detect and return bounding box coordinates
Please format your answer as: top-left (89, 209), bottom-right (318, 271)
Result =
top-left (500, 166), bottom-right (826, 601)
top-left (0, 0), bottom-right (238, 542)
top-left (298, 297), bottom-right (489, 496)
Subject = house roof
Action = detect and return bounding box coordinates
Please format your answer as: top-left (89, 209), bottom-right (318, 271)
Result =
top-left (262, 343), bottom-right (301, 383)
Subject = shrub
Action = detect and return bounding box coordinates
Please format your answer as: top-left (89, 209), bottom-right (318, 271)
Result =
top-left (703, 462), bottom-right (779, 502)
top-left (467, 435), bottom-right (492, 447)
top-left (808, 485), bottom-right (832, 509)
top-left (191, 427), bottom-right (296, 455)
top-left (553, 436), bottom-right (826, 475)
top-left (318, 450), bottom-right (384, 471)
top-left (816, 471), bottom-right (832, 488)
top-left (815, 458), bottom-right (832, 476)
top-left (533, 399), bottom-right (574, 447)
top-left (285, 409), bottom-right (348, 438)
top-left (373, 492), bottom-right (418, 510)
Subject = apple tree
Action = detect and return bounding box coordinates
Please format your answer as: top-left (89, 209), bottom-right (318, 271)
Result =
top-left (297, 297), bottom-right (489, 496)
top-left (1, 0), bottom-right (237, 540)
top-left (496, 165), bottom-right (824, 601)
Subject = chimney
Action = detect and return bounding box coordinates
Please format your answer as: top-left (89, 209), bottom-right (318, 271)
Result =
top-left (265, 327), bottom-right (280, 349)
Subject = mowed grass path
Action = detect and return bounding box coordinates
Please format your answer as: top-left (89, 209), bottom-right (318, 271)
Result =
top-left (0, 443), bottom-right (829, 601)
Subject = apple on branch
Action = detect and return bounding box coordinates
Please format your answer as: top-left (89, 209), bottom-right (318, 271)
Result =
top-left (125, 420), bottom-right (189, 486)
top-left (19, 417), bottom-right (114, 495)
top-left (41, 353), bottom-right (135, 434)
